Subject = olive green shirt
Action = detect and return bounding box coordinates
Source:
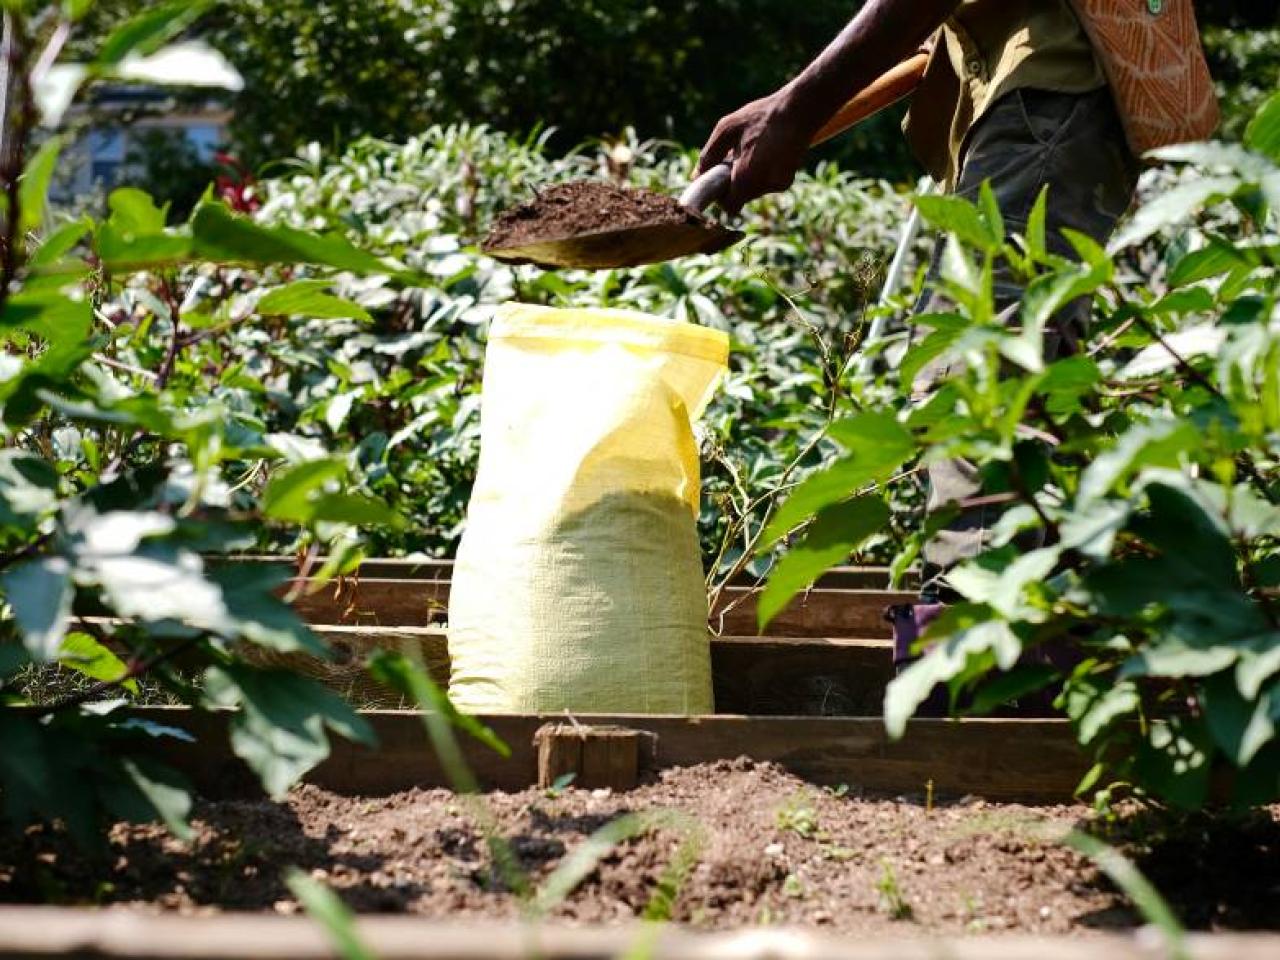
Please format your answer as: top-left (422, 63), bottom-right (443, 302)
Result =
top-left (905, 0), bottom-right (1106, 186)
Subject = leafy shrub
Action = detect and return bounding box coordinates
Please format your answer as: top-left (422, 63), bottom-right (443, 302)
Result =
top-left (222, 127), bottom-right (920, 565)
top-left (760, 93), bottom-right (1280, 808)
top-left (0, 0), bottom-right (439, 846)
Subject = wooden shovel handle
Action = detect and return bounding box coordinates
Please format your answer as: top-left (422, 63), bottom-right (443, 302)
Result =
top-left (809, 50), bottom-right (930, 146)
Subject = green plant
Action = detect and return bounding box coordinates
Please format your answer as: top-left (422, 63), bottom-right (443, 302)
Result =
top-left (0, 0), bottom-right (435, 849)
top-left (875, 858), bottom-right (912, 920)
top-left (759, 92), bottom-right (1280, 809)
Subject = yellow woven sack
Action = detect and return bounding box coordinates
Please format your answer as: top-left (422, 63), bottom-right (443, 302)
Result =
top-left (447, 303), bottom-right (728, 715)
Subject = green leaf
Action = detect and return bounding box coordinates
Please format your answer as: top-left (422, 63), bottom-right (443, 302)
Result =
top-left (1133, 716), bottom-right (1213, 810)
top-left (915, 193), bottom-right (1000, 253)
top-left (191, 203), bottom-right (390, 273)
top-left (1168, 240), bottom-right (1248, 288)
top-left (1062, 674), bottom-right (1140, 746)
top-left (1108, 176), bottom-right (1241, 251)
top-left (107, 187), bottom-right (168, 233)
top-left (95, 0), bottom-right (211, 68)
top-left (1, 557), bottom-right (73, 661)
top-left (965, 663), bottom-right (1057, 716)
top-left (367, 649), bottom-right (510, 758)
top-left (19, 136), bottom-right (63, 233)
top-left (0, 289), bottom-right (92, 344)
top-left (758, 496), bottom-right (889, 630)
top-left (261, 458), bottom-right (346, 522)
top-left (977, 180), bottom-right (1004, 247)
top-left (58, 631), bottom-right (138, 695)
top-left (28, 219), bottom-right (92, 270)
top-left (285, 870), bottom-right (376, 960)
top-left (1244, 91), bottom-right (1280, 163)
top-left (204, 664), bottom-right (376, 798)
top-left (1024, 186), bottom-right (1049, 262)
top-left (114, 756), bottom-right (194, 841)
top-left (309, 493), bottom-right (403, 529)
top-left (1202, 672), bottom-right (1275, 768)
top-left (884, 612), bottom-right (1021, 738)
top-left (1076, 421), bottom-right (1197, 505)
top-left (762, 412), bottom-right (913, 545)
top-left (258, 281), bottom-right (372, 322)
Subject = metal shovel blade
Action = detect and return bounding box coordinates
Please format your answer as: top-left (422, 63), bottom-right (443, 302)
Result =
top-left (484, 219), bottom-right (743, 271)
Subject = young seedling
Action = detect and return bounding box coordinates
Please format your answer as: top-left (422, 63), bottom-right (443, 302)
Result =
top-left (876, 858), bottom-right (914, 921)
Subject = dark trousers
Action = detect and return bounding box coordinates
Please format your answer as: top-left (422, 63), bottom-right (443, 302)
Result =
top-left (918, 86), bottom-right (1141, 600)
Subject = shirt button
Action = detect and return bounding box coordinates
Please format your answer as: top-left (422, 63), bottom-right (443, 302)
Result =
top-left (965, 57), bottom-right (984, 78)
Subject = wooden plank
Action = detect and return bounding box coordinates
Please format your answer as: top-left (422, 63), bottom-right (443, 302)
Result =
top-left (241, 627), bottom-right (894, 715)
top-left (130, 707), bottom-right (1091, 803)
top-left (223, 554), bottom-right (910, 590)
top-left (0, 908), bottom-right (1272, 960)
top-left (285, 579), bottom-right (913, 640)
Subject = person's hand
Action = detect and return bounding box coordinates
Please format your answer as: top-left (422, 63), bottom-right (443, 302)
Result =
top-left (696, 88), bottom-right (813, 215)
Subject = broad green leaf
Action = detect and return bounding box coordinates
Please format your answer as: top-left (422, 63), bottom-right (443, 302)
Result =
top-left (1202, 672), bottom-right (1275, 767)
top-left (204, 664), bottom-right (375, 798)
top-left (762, 412), bottom-right (913, 545)
top-left (58, 631), bottom-right (138, 694)
top-left (758, 495), bottom-right (889, 630)
top-left (1244, 91), bottom-right (1280, 163)
top-left (884, 611), bottom-right (1021, 738)
top-left (111, 756), bottom-right (194, 840)
top-left (915, 193), bottom-right (1000, 253)
top-left (945, 547), bottom-right (1059, 622)
top-left (1168, 240), bottom-right (1248, 288)
top-left (261, 458), bottom-right (346, 522)
top-left (1, 557), bottom-right (73, 661)
top-left (965, 663), bottom-right (1057, 716)
top-left (1133, 716), bottom-right (1212, 809)
top-left (95, 0), bottom-right (211, 68)
top-left (0, 642), bottom-right (29, 678)
top-left (257, 280), bottom-right (372, 321)
top-left (1108, 176), bottom-right (1241, 251)
top-left (1237, 640), bottom-right (1280, 701)
top-left (1076, 421), bottom-right (1197, 505)
top-left (208, 564), bottom-right (327, 656)
top-left (191, 203), bottom-right (390, 273)
top-left (0, 290), bottom-right (92, 344)
top-left (1061, 674), bottom-right (1140, 745)
top-left (28, 219), bottom-right (92, 270)
top-left (19, 136), bottom-right (63, 232)
top-left (107, 187), bottom-right (168, 233)
top-left (310, 493), bottom-right (403, 528)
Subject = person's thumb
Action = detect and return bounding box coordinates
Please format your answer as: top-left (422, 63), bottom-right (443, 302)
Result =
top-left (697, 120), bottom-right (737, 175)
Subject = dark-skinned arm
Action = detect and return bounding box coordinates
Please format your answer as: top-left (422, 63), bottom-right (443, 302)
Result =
top-left (697, 0), bottom-right (961, 213)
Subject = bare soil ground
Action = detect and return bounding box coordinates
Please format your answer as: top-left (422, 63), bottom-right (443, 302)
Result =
top-left (2, 760), bottom-right (1277, 937)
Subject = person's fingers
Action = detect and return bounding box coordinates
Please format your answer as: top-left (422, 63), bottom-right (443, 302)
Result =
top-left (697, 118), bottom-right (738, 174)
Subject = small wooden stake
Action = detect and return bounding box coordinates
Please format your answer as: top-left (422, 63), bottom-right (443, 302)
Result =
top-left (534, 723), bottom-right (644, 791)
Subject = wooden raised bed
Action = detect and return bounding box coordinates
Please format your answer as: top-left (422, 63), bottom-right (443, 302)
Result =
top-left (0, 907), bottom-right (1274, 960)
top-left (135, 707), bottom-right (1088, 803)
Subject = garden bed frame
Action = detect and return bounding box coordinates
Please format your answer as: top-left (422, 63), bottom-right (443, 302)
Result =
top-left (0, 907), bottom-right (1275, 960)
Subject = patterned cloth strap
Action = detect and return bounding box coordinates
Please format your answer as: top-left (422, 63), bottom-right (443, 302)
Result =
top-left (1066, 0), bottom-right (1220, 156)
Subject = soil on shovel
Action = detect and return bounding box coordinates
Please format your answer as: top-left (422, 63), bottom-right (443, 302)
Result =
top-left (482, 180), bottom-right (702, 251)
top-left (3, 760), bottom-right (1278, 936)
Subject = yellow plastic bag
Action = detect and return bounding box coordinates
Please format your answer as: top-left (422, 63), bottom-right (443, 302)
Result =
top-left (447, 303), bottom-right (728, 715)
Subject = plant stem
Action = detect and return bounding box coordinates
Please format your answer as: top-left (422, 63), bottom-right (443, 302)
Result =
top-left (0, 10), bottom-right (31, 310)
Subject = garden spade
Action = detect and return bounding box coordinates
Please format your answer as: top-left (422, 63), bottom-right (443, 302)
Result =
top-left (484, 51), bottom-right (929, 271)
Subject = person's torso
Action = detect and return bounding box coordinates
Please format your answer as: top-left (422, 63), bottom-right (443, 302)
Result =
top-left (908, 0), bottom-right (1105, 185)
